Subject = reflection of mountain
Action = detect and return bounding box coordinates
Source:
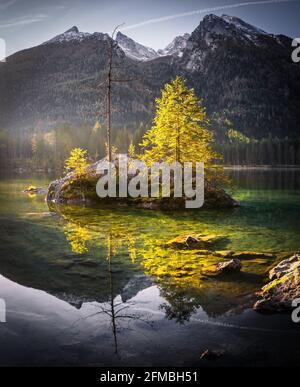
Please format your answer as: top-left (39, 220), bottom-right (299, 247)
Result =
top-left (121, 274), bottom-right (153, 302)
top-left (51, 204), bottom-right (267, 318)
top-left (0, 202), bottom-right (269, 319)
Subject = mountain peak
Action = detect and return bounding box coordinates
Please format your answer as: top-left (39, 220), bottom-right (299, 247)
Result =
top-left (203, 14), bottom-right (222, 21)
top-left (116, 31), bottom-right (126, 39)
top-left (189, 13), bottom-right (269, 47)
top-left (158, 33), bottom-right (190, 57)
top-left (1, 13), bottom-right (297, 140)
top-left (65, 26), bottom-right (79, 34)
top-left (43, 26), bottom-right (92, 45)
top-left (116, 31), bottom-right (158, 61)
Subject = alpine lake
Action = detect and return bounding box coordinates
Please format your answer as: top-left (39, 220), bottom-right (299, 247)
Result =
top-left (0, 168), bottom-right (299, 366)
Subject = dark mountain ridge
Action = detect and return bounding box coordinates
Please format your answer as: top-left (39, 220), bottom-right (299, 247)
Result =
top-left (0, 14), bottom-right (299, 139)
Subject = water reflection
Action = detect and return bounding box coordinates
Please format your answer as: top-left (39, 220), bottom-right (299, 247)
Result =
top-left (71, 232), bottom-right (154, 357)
top-left (1, 172), bottom-right (300, 365)
top-left (64, 222), bottom-right (93, 254)
top-left (48, 203), bottom-right (268, 321)
top-left (227, 168), bottom-right (300, 190)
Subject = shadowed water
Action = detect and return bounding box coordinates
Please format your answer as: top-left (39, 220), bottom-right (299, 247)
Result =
top-left (0, 168), bottom-right (299, 366)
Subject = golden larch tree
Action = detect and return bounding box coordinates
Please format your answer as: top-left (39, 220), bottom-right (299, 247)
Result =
top-left (140, 76), bottom-right (219, 166)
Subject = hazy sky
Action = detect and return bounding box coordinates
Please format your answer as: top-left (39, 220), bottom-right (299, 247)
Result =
top-left (0, 0), bottom-right (300, 56)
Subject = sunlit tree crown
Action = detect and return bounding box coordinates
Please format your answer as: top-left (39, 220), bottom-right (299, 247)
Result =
top-left (140, 76), bottom-right (219, 165)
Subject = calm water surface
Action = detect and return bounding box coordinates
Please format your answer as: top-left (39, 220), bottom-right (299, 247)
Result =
top-left (0, 169), bottom-right (299, 366)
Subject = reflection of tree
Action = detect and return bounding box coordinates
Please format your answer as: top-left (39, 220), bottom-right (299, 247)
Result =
top-left (75, 232), bottom-right (153, 357)
top-left (107, 232), bottom-right (118, 354)
top-left (159, 288), bottom-right (200, 324)
top-left (64, 222), bottom-right (93, 254)
top-left (140, 241), bottom-right (210, 323)
top-left (62, 211), bottom-right (138, 262)
top-left (56, 205), bottom-right (255, 323)
top-left (140, 241), bottom-right (256, 320)
top-left (140, 240), bottom-right (216, 288)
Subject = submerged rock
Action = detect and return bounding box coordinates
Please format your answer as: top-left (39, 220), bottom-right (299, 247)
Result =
top-left (77, 259), bottom-right (99, 267)
top-left (214, 250), bottom-right (234, 258)
top-left (166, 234), bottom-right (226, 249)
top-left (233, 251), bottom-right (275, 260)
top-left (53, 259), bottom-right (75, 269)
top-left (23, 186), bottom-right (47, 194)
top-left (166, 235), bottom-right (204, 249)
top-left (196, 249), bottom-right (213, 255)
top-left (253, 254), bottom-right (300, 313)
top-left (216, 258), bottom-right (242, 273)
top-left (204, 258), bottom-right (242, 276)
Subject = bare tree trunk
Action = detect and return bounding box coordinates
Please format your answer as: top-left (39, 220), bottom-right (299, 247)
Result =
top-left (103, 24), bottom-right (137, 163)
top-left (107, 40), bottom-right (113, 162)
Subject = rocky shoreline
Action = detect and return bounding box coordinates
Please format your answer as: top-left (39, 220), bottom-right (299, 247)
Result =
top-left (165, 233), bottom-right (300, 313)
top-left (254, 254), bottom-right (300, 313)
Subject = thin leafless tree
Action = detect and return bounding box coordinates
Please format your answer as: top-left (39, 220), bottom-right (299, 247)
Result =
top-left (100, 24), bottom-right (141, 162)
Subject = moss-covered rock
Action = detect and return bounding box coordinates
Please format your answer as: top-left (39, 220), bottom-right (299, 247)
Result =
top-left (165, 234), bottom-right (227, 250)
top-left (268, 254), bottom-right (300, 280)
top-left (253, 254), bottom-right (300, 313)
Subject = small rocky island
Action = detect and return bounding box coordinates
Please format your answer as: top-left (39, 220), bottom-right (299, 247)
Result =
top-left (46, 158), bottom-right (238, 210)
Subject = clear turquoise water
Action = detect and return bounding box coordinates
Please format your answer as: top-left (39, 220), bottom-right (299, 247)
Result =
top-left (0, 169), bottom-right (299, 366)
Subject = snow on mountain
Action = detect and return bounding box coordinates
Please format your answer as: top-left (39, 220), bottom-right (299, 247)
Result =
top-left (221, 15), bottom-right (268, 37)
top-left (1, 14), bottom-right (297, 138)
top-left (42, 14), bottom-right (274, 68)
top-left (183, 14), bottom-right (273, 71)
top-left (116, 31), bottom-right (158, 61)
top-left (43, 26), bottom-right (109, 45)
top-left (158, 33), bottom-right (190, 57)
top-left (189, 14), bottom-right (270, 47)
